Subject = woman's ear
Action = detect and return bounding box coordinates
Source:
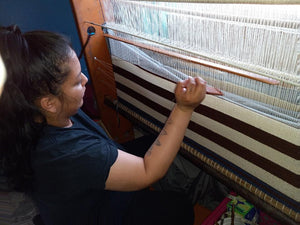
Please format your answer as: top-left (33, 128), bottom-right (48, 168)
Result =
top-left (39, 95), bottom-right (59, 114)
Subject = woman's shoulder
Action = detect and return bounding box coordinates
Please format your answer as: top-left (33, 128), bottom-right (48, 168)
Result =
top-left (34, 109), bottom-right (117, 160)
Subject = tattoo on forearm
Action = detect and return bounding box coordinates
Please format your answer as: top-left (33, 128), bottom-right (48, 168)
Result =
top-left (167, 118), bottom-right (173, 125)
top-left (161, 128), bottom-right (167, 135)
top-left (145, 139), bottom-right (161, 157)
top-left (145, 118), bottom-right (172, 158)
top-left (146, 146), bottom-right (153, 157)
top-left (155, 139), bottom-right (161, 146)
top-left (144, 114), bottom-right (177, 159)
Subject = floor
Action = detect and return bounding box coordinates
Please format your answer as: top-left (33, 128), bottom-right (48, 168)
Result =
top-left (193, 203), bottom-right (212, 225)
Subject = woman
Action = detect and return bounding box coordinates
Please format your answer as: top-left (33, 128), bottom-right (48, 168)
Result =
top-left (0, 25), bottom-right (206, 225)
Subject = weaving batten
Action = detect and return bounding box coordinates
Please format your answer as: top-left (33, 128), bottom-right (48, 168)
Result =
top-left (94, 50), bottom-right (222, 95)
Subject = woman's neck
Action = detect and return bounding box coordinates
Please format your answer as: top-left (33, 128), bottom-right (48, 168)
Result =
top-left (46, 116), bottom-right (73, 128)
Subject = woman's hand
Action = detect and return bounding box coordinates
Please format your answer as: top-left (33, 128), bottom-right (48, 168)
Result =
top-left (175, 77), bottom-right (206, 112)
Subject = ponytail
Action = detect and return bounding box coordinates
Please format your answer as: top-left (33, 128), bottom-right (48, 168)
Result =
top-left (0, 25), bottom-right (72, 191)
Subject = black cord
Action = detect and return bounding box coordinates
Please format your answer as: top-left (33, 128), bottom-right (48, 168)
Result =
top-left (78, 26), bottom-right (96, 60)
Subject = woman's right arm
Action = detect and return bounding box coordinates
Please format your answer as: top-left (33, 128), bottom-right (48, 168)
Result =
top-left (105, 77), bottom-right (206, 191)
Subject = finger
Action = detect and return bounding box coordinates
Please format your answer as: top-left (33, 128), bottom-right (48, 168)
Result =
top-left (195, 77), bottom-right (206, 85)
top-left (192, 77), bottom-right (206, 99)
top-left (186, 77), bottom-right (196, 92)
top-left (194, 77), bottom-right (206, 94)
top-left (176, 77), bottom-right (192, 94)
top-left (190, 79), bottom-right (199, 94)
top-left (181, 76), bottom-right (195, 86)
top-left (175, 80), bottom-right (186, 94)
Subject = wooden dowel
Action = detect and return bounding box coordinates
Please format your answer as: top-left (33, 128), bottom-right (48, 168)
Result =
top-left (103, 33), bottom-right (280, 85)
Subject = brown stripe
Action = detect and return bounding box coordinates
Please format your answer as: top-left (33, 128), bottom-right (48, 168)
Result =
top-left (188, 120), bottom-right (300, 188)
top-left (116, 80), bottom-right (300, 188)
top-left (116, 82), bottom-right (170, 116)
top-left (194, 105), bottom-right (300, 159)
top-left (113, 65), bottom-right (300, 160)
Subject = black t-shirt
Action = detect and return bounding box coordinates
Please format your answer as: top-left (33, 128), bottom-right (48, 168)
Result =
top-left (31, 109), bottom-right (118, 225)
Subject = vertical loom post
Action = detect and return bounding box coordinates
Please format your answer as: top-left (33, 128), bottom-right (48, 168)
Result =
top-left (70, 0), bottom-right (134, 143)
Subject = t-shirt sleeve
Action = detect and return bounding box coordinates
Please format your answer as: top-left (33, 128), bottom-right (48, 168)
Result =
top-left (69, 138), bottom-right (118, 190)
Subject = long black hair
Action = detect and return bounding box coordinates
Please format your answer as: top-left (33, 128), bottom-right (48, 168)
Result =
top-left (0, 25), bottom-right (73, 191)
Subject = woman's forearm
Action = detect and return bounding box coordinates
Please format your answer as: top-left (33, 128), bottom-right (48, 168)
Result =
top-left (143, 104), bottom-right (193, 182)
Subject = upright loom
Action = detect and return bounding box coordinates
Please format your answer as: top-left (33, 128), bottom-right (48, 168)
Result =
top-left (76, 1), bottom-right (300, 224)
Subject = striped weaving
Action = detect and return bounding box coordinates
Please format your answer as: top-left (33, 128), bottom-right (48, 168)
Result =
top-left (110, 56), bottom-right (300, 223)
